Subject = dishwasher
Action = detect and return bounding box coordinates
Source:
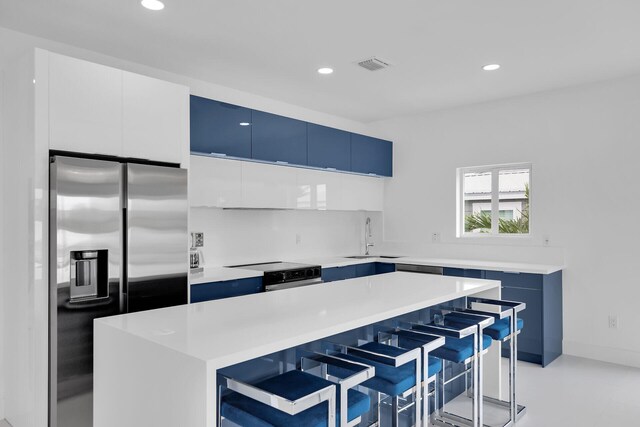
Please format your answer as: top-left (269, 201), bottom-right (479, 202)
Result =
top-left (395, 264), bottom-right (444, 275)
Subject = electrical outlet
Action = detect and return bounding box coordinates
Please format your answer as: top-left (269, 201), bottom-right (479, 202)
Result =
top-left (191, 232), bottom-right (204, 248)
top-left (431, 232), bottom-right (441, 243)
top-left (608, 315), bottom-right (618, 329)
top-left (296, 234), bottom-right (302, 245)
top-left (543, 235), bottom-right (551, 246)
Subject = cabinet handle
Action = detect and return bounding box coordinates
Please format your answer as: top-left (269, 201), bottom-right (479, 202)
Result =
top-left (326, 167), bottom-right (337, 171)
top-left (502, 271), bottom-right (521, 274)
top-left (502, 285), bottom-right (540, 291)
top-left (276, 160), bottom-right (289, 165)
top-left (210, 152), bottom-right (227, 157)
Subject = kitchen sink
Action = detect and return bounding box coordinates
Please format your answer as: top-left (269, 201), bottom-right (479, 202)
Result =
top-left (346, 255), bottom-right (401, 259)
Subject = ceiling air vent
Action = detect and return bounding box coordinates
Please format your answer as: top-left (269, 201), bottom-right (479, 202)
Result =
top-left (357, 57), bottom-right (391, 71)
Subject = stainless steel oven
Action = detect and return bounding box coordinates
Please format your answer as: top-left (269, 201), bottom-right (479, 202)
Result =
top-left (228, 261), bottom-right (323, 291)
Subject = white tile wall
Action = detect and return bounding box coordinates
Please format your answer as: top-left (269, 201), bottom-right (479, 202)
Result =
top-left (190, 207), bottom-right (384, 267)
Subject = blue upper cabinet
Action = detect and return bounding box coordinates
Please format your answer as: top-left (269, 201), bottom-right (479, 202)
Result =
top-left (251, 110), bottom-right (308, 165)
top-left (307, 124), bottom-right (351, 170)
top-left (190, 95), bottom-right (252, 158)
top-left (350, 133), bottom-right (393, 177)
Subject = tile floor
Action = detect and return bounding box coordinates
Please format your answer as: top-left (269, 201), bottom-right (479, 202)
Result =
top-left (3, 355), bottom-right (640, 426)
top-left (445, 355), bottom-right (640, 427)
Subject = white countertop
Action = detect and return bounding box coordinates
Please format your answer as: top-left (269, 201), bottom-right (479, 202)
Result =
top-left (97, 272), bottom-right (499, 368)
top-left (189, 255), bottom-right (563, 284)
top-left (189, 266), bottom-right (263, 285)
top-left (293, 256), bottom-right (564, 275)
top-left (391, 257), bottom-right (564, 275)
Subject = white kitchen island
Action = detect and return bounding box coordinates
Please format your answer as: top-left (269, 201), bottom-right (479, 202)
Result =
top-left (94, 272), bottom-right (501, 427)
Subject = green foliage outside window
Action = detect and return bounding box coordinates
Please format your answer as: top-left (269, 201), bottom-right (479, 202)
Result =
top-left (465, 185), bottom-right (529, 234)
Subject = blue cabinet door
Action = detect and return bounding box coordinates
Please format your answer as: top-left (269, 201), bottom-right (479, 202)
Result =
top-left (355, 263), bottom-right (376, 278)
top-left (499, 285), bottom-right (543, 364)
top-left (350, 133), bottom-right (393, 177)
top-left (307, 124), bottom-right (351, 171)
top-left (375, 263), bottom-right (396, 274)
top-left (251, 110), bottom-right (307, 165)
top-left (190, 277), bottom-right (263, 303)
top-left (190, 95), bottom-right (252, 158)
top-left (322, 265), bottom-right (357, 283)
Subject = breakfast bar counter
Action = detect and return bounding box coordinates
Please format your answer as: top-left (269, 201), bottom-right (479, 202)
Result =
top-left (94, 272), bottom-right (501, 427)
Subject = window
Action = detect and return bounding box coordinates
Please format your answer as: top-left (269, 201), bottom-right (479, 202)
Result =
top-left (457, 163), bottom-right (531, 236)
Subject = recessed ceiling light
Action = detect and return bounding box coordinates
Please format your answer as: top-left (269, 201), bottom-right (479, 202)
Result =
top-left (317, 67), bottom-right (334, 75)
top-left (141, 0), bottom-right (165, 11)
top-left (482, 64), bottom-right (501, 71)
top-left (239, 122), bottom-right (251, 126)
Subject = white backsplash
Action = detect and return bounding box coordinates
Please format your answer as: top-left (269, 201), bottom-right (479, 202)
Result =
top-left (190, 207), bottom-right (384, 267)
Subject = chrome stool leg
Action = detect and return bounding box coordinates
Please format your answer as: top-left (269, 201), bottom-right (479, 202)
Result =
top-left (459, 297), bottom-right (528, 426)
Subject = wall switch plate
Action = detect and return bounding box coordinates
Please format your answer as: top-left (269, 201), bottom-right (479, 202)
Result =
top-left (296, 234), bottom-right (301, 244)
top-left (543, 235), bottom-right (551, 246)
top-left (608, 315), bottom-right (618, 329)
top-left (191, 232), bottom-right (204, 248)
top-left (431, 232), bottom-right (441, 243)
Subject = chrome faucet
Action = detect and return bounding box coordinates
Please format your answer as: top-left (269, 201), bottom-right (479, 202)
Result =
top-left (365, 217), bottom-right (374, 255)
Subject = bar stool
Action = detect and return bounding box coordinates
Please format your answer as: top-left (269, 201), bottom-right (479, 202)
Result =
top-left (301, 352), bottom-right (376, 427)
top-left (378, 328), bottom-right (446, 426)
top-left (411, 311), bottom-right (494, 427)
top-left (446, 297), bottom-right (527, 426)
top-left (217, 352), bottom-right (374, 427)
top-left (329, 341), bottom-right (422, 427)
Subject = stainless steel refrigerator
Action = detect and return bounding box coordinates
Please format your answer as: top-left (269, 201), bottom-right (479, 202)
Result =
top-left (49, 155), bottom-right (188, 427)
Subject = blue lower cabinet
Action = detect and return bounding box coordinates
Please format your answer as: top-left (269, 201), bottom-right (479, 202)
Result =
top-left (191, 277), bottom-right (263, 303)
top-left (484, 270), bottom-right (563, 367)
top-left (355, 262), bottom-right (376, 277)
top-left (324, 262), bottom-right (396, 283)
top-left (322, 265), bottom-right (357, 283)
top-left (374, 262), bottom-right (396, 274)
top-left (443, 268), bottom-right (485, 279)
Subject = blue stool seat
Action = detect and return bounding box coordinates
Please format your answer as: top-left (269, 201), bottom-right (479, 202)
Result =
top-left (446, 316), bottom-right (524, 341)
top-left (337, 341), bottom-right (416, 397)
top-left (430, 334), bottom-right (492, 364)
top-left (221, 370), bottom-right (370, 427)
top-left (394, 336), bottom-right (443, 378)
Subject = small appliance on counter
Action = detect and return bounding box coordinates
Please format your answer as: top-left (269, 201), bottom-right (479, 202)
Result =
top-left (190, 232), bottom-right (204, 273)
top-left (229, 261), bottom-right (322, 291)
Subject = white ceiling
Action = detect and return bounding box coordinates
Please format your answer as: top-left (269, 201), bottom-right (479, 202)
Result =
top-left (1, 0), bottom-right (640, 122)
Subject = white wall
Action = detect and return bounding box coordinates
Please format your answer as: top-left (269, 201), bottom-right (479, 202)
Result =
top-left (372, 73), bottom-right (640, 367)
top-left (0, 67), bottom-right (5, 422)
top-left (190, 208), bottom-right (383, 267)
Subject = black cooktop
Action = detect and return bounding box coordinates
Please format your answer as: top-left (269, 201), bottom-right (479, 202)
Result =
top-left (228, 261), bottom-right (318, 272)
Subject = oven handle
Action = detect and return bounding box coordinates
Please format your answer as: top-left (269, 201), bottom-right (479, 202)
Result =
top-left (265, 278), bottom-right (324, 292)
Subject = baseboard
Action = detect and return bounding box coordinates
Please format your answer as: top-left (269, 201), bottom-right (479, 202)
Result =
top-left (564, 340), bottom-right (640, 368)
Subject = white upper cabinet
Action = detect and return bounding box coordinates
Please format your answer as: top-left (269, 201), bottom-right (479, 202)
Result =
top-left (49, 52), bottom-right (122, 155)
top-left (122, 71), bottom-right (187, 164)
top-left (242, 161), bottom-right (297, 209)
top-left (295, 169), bottom-right (342, 210)
top-left (47, 52), bottom-right (188, 164)
top-left (189, 155), bottom-right (384, 211)
top-left (340, 174), bottom-right (384, 211)
top-left (189, 156), bottom-right (242, 208)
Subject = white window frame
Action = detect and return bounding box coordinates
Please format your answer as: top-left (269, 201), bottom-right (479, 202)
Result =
top-left (456, 162), bottom-right (532, 238)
